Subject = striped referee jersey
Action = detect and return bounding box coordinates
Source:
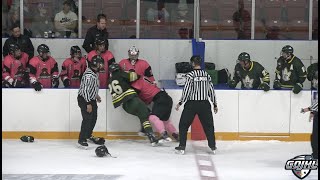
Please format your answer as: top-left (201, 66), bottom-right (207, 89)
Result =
top-left (309, 101), bottom-right (318, 112)
top-left (179, 69), bottom-right (217, 106)
top-left (78, 68), bottom-right (99, 103)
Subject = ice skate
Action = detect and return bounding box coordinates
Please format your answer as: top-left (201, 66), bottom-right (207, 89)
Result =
top-left (88, 136), bottom-right (105, 145)
top-left (137, 128), bottom-right (147, 137)
top-left (146, 133), bottom-right (159, 147)
top-left (171, 133), bottom-right (179, 142)
top-left (158, 131), bottom-right (172, 143)
top-left (78, 140), bottom-right (89, 150)
top-left (210, 146), bottom-right (217, 154)
top-left (175, 146), bottom-right (185, 155)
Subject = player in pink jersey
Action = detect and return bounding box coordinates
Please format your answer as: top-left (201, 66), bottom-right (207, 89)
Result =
top-left (131, 75), bottom-right (179, 142)
top-left (119, 46), bottom-right (156, 84)
top-left (2, 43), bottom-right (29, 88)
top-left (28, 44), bottom-right (59, 91)
top-left (60, 46), bottom-right (87, 88)
top-left (87, 37), bottom-right (115, 88)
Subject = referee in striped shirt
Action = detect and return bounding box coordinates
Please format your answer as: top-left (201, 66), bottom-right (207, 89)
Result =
top-left (77, 55), bottom-right (104, 148)
top-left (301, 99), bottom-right (318, 159)
top-left (175, 55), bottom-right (218, 154)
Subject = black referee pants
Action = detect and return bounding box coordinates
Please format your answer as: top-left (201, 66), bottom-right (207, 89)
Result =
top-left (77, 95), bottom-right (98, 142)
top-left (311, 112), bottom-right (318, 158)
top-left (179, 100), bottom-right (216, 148)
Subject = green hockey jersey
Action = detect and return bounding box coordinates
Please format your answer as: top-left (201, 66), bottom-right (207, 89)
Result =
top-left (108, 71), bottom-right (138, 108)
top-left (307, 62), bottom-right (318, 89)
top-left (231, 61), bottom-right (270, 89)
top-left (275, 56), bottom-right (307, 88)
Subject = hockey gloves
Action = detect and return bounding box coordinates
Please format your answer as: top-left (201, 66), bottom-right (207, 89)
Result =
top-left (292, 83), bottom-right (303, 94)
top-left (32, 81), bottom-right (42, 91)
top-left (12, 79), bottom-right (24, 88)
top-left (63, 79), bottom-right (71, 88)
top-left (228, 79), bottom-right (237, 89)
top-left (273, 80), bottom-right (282, 90)
top-left (52, 76), bottom-right (59, 88)
top-left (259, 83), bottom-right (270, 92)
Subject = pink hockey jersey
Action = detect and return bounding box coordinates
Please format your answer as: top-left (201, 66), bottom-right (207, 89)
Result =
top-left (2, 52), bottom-right (29, 83)
top-left (60, 57), bottom-right (86, 88)
top-left (87, 50), bottom-right (115, 88)
top-left (131, 76), bottom-right (161, 104)
top-left (119, 59), bottom-right (155, 83)
top-left (28, 56), bottom-right (59, 88)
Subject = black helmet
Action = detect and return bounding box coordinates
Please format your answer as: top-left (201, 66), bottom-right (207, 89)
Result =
top-left (281, 45), bottom-right (294, 54)
top-left (238, 52), bottom-right (251, 62)
top-left (37, 44), bottom-right (50, 54)
top-left (70, 46), bottom-right (81, 56)
top-left (9, 43), bottom-right (20, 55)
top-left (109, 63), bottom-right (120, 73)
top-left (95, 145), bottom-right (109, 157)
top-left (190, 55), bottom-right (202, 65)
top-left (20, 135), bottom-right (34, 142)
top-left (90, 55), bottom-right (104, 68)
top-left (95, 37), bottom-right (105, 46)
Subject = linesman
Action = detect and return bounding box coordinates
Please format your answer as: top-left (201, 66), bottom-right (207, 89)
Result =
top-left (175, 55), bottom-right (218, 155)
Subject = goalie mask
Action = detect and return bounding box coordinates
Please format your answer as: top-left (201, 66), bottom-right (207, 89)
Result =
top-left (128, 46), bottom-right (139, 65)
top-left (9, 43), bottom-right (22, 60)
top-left (37, 44), bottom-right (50, 61)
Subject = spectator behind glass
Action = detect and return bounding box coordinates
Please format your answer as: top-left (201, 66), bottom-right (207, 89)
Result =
top-left (232, 0), bottom-right (251, 39)
top-left (31, 3), bottom-right (54, 38)
top-left (82, 14), bottom-right (109, 53)
top-left (172, 3), bottom-right (192, 22)
top-left (3, 23), bottom-right (34, 60)
top-left (54, 0), bottom-right (78, 38)
top-left (146, 1), bottom-right (170, 22)
top-left (178, 28), bottom-right (189, 39)
top-left (266, 26), bottom-right (280, 40)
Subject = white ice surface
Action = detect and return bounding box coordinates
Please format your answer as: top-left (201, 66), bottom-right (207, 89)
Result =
top-left (2, 139), bottom-right (318, 180)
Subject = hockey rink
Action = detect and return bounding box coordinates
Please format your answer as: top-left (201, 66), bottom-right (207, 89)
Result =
top-left (2, 139), bottom-right (318, 180)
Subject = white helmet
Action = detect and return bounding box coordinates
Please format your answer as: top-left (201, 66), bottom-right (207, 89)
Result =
top-left (128, 46), bottom-right (139, 64)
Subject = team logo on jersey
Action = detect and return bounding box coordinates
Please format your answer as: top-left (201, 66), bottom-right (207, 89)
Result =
top-left (282, 68), bottom-right (292, 81)
top-left (71, 69), bottom-right (81, 80)
top-left (285, 155), bottom-right (318, 179)
top-left (39, 68), bottom-right (51, 79)
top-left (242, 75), bottom-right (254, 88)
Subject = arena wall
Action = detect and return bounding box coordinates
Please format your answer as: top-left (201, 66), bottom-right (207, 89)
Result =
top-left (2, 39), bottom-right (317, 141)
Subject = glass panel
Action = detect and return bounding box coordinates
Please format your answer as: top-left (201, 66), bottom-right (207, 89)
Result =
top-left (312, 0), bottom-right (318, 40)
top-left (24, 0), bottom-right (79, 38)
top-left (200, 0), bottom-right (252, 40)
top-left (101, 0), bottom-right (126, 38)
top-left (255, 0), bottom-right (309, 40)
top-left (140, 0), bottom-right (194, 39)
top-left (2, 0), bottom-right (20, 37)
top-left (82, 0), bottom-right (102, 38)
top-left (123, 0), bottom-right (137, 38)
